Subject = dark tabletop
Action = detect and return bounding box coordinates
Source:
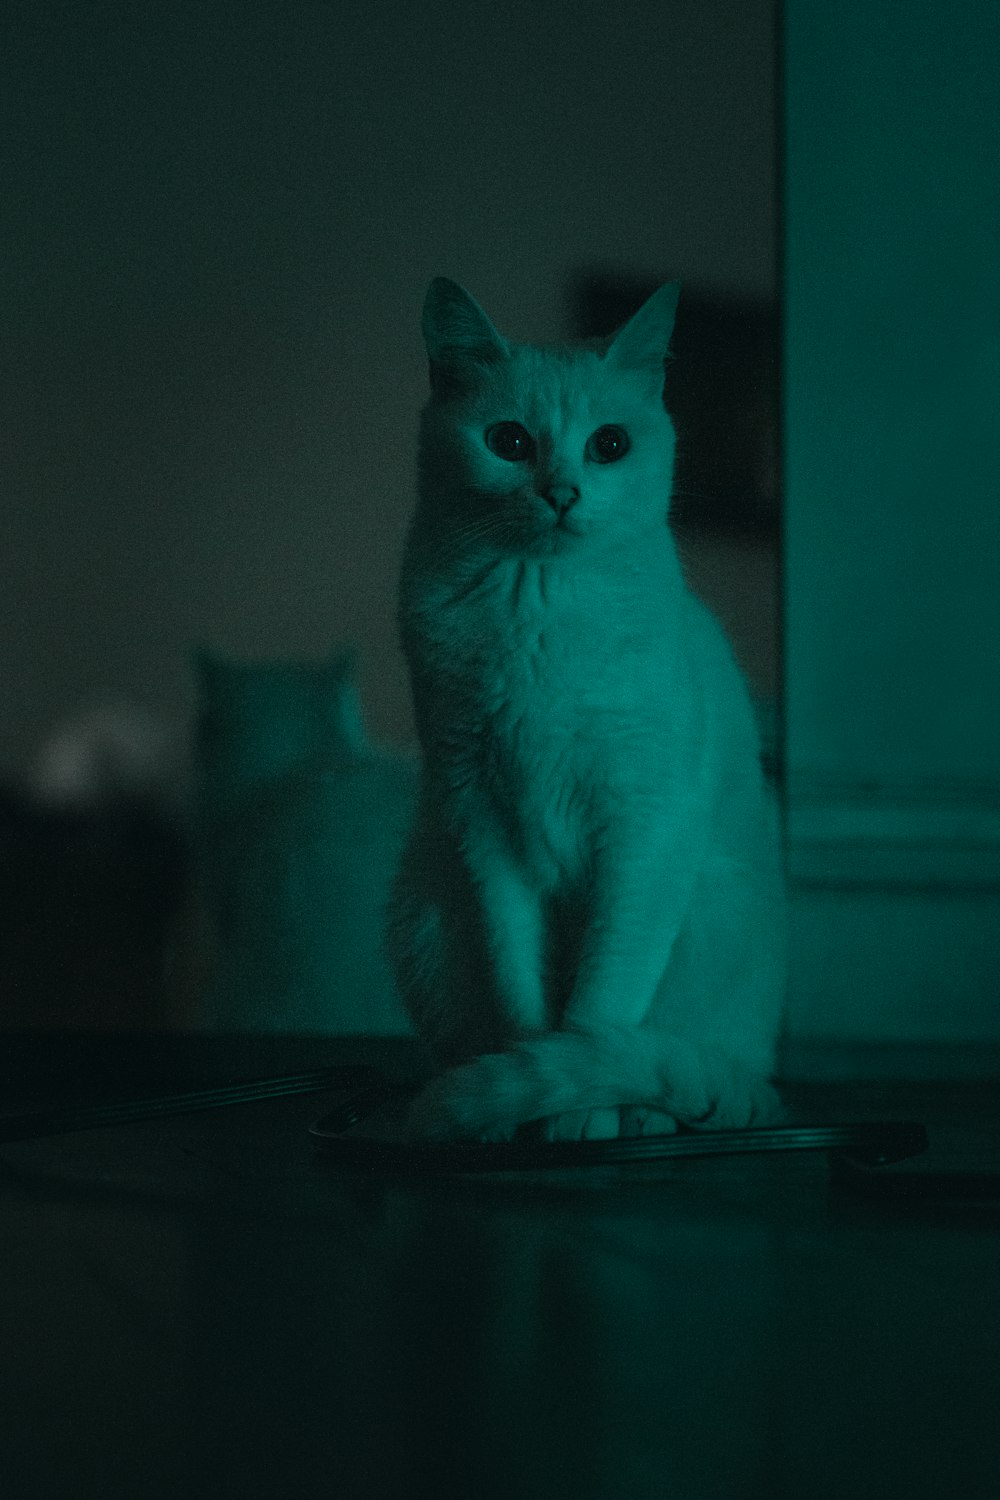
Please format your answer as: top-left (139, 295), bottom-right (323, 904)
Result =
top-left (1, 1032), bottom-right (998, 1500)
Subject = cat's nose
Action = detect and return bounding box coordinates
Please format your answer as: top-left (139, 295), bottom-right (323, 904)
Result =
top-left (540, 483), bottom-right (580, 517)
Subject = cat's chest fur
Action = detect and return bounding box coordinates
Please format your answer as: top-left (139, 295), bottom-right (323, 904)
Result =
top-left (402, 547), bottom-right (686, 891)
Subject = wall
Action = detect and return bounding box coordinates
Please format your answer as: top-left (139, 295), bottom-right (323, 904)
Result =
top-left (3, 0), bottom-right (776, 778)
top-left (783, 0), bottom-right (1000, 1042)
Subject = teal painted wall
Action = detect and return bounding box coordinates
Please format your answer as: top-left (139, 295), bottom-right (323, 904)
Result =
top-left (783, 2), bottom-right (1000, 1046)
top-left (784, 0), bottom-right (1000, 787)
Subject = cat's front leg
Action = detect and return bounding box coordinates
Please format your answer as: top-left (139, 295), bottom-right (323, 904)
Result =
top-left (403, 829), bottom-right (549, 1142)
top-left (512, 824), bottom-right (704, 1142)
top-left (463, 822), bottom-right (550, 1042)
top-left (563, 821), bottom-right (704, 1033)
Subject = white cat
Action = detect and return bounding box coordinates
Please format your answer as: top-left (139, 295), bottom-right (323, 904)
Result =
top-left (387, 278), bottom-right (786, 1141)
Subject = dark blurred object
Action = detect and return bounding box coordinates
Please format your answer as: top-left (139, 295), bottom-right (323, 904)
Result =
top-left (569, 267), bottom-right (778, 531)
top-left (0, 786), bottom-right (187, 1029)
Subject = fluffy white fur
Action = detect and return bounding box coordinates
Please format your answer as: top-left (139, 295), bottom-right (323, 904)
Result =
top-left (387, 277), bottom-right (786, 1141)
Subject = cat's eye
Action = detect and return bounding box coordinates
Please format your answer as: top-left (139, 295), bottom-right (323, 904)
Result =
top-left (485, 422), bottom-right (534, 462)
top-left (586, 425), bottom-right (630, 464)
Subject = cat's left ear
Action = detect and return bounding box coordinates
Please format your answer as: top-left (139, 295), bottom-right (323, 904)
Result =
top-left (604, 282), bottom-right (680, 385)
top-left (422, 278), bottom-right (509, 391)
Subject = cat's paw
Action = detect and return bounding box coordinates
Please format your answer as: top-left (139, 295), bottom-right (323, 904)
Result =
top-left (682, 1079), bottom-right (784, 1131)
top-left (536, 1107), bottom-right (622, 1142)
top-left (618, 1106), bottom-right (678, 1138)
top-left (405, 1059), bottom-right (519, 1141)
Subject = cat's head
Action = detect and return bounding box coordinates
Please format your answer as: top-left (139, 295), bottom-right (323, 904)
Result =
top-left (416, 277), bottom-right (679, 555)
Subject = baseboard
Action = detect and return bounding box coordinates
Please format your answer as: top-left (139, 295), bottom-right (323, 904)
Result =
top-left (785, 881), bottom-right (1000, 1043)
top-left (785, 775), bottom-right (1000, 889)
top-left (782, 775), bottom-right (1000, 1041)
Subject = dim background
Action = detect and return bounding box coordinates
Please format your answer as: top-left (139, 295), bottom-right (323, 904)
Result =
top-left (2, 0), bottom-right (777, 777)
top-left (4, 1), bottom-right (995, 1045)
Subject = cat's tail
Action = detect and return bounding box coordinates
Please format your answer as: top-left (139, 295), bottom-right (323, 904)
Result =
top-left (406, 1024), bottom-right (781, 1140)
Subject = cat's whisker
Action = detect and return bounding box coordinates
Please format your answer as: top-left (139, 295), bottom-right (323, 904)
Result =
top-left (431, 511), bottom-right (523, 560)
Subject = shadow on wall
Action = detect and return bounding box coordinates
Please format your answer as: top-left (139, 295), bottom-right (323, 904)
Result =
top-left (569, 266), bottom-right (779, 533)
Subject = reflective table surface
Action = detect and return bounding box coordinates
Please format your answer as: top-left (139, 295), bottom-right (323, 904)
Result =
top-left (2, 1034), bottom-right (998, 1500)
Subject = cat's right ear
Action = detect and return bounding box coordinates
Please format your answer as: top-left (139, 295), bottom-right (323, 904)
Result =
top-left (422, 278), bottom-right (508, 394)
top-left (604, 281), bottom-right (681, 389)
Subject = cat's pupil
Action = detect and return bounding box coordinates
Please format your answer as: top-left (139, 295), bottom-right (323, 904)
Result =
top-left (486, 422), bottom-right (534, 462)
top-left (586, 425), bottom-right (630, 464)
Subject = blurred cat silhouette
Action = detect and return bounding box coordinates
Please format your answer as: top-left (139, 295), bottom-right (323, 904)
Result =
top-left (194, 647), bottom-right (416, 1033)
top-left (387, 278), bottom-right (786, 1141)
